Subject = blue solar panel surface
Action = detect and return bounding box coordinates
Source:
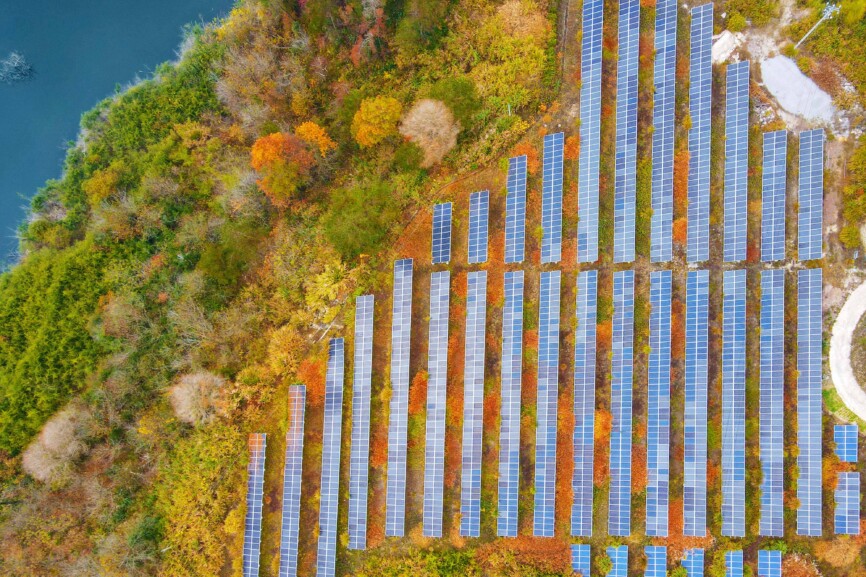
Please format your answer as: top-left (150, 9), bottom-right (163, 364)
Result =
top-left (243, 433), bottom-right (267, 577)
top-left (316, 338), bottom-right (344, 577)
top-left (542, 133), bottom-right (564, 264)
top-left (613, 0), bottom-right (639, 264)
top-left (498, 271), bottom-right (524, 537)
top-left (651, 0), bottom-right (677, 263)
top-left (423, 271), bottom-right (450, 538)
top-left (468, 191), bottom-right (490, 264)
top-left (761, 131), bottom-right (788, 262)
top-left (534, 270), bottom-right (561, 536)
top-left (683, 549), bottom-right (705, 577)
top-left (799, 129), bottom-right (824, 260)
top-left (572, 270), bottom-right (598, 537)
top-left (572, 544), bottom-right (591, 577)
top-left (609, 270), bottom-right (635, 536)
top-left (461, 271), bottom-right (487, 537)
top-left (722, 269), bottom-right (746, 537)
top-left (348, 296), bottom-right (374, 550)
top-left (758, 550), bottom-right (781, 577)
top-left (279, 388), bottom-right (305, 577)
top-left (607, 546), bottom-right (628, 577)
top-left (725, 551), bottom-right (743, 577)
top-left (505, 156), bottom-right (528, 263)
top-left (578, 0), bottom-right (603, 263)
top-left (835, 424), bottom-right (858, 462)
top-left (723, 61), bottom-right (749, 262)
top-left (835, 472), bottom-right (861, 535)
top-left (759, 269), bottom-right (785, 537)
top-left (647, 270), bottom-right (671, 537)
top-left (432, 203), bottom-right (452, 264)
top-left (685, 269), bottom-right (709, 536)
top-left (645, 546), bottom-right (667, 577)
top-left (687, 4), bottom-right (713, 262)
top-left (797, 267), bottom-right (823, 536)
top-left (386, 259), bottom-right (413, 537)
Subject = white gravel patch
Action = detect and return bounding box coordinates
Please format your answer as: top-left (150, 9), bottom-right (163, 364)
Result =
top-left (760, 55), bottom-right (837, 124)
top-left (829, 280), bottom-right (866, 422)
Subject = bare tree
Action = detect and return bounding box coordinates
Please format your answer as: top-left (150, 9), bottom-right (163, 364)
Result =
top-left (399, 99), bottom-right (461, 167)
top-left (169, 372), bottom-right (227, 425)
top-left (21, 405), bottom-right (90, 483)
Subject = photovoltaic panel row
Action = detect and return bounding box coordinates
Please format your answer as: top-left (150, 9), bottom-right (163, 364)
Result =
top-left (432, 202), bottom-right (452, 264)
top-left (723, 61), bottom-right (749, 263)
top-left (609, 269), bottom-right (635, 537)
top-left (759, 269), bottom-right (785, 537)
top-left (279, 388), bottom-right (305, 577)
top-left (468, 191), bottom-right (489, 264)
top-left (316, 338), bottom-right (344, 577)
top-left (423, 271), bottom-right (450, 538)
top-left (348, 295), bottom-right (374, 550)
top-left (757, 550), bottom-right (781, 577)
top-left (607, 546), bottom-right (628, 577)
top-left (645, 546), bottom-right (667, 577)
top-left (578, 0), bottom-right (603, 263)
top-left (834, 424), bottom-right (858, 462)
top-left (243, 433), bottom-right (267, 577)
top-left (542, 133), bottom-right (564, 264)
top-left (647, 270), bottom-right (671, 537)
top-left (684, 269), bottom-right (709, 536)
top-left (687, 4), bottom-right (713, 263)
top-left (834, 472), bottom-right (860, 535)
top-left (722, 269), bottom-right (746, 537)
top-left (505, 156), bottom-right (528, 263)
top-left (534, 270), bottom-right (561, 536)
top-left (461, 271), bottom-right (487, 537)
top-left (761, 131), bottom-right (788, 262)
top-left (613, 0), bottom-right (639, 264)
top-left (650, 0), bottom-right (677, 263)
top-left (386, 259), bottom-right (413, 537)
top-left (498, 271), bottom-right (524, 537)
top-left (683, 549), bottom-right (704, 577)
top-left (725, 551), bottom-right (743, 577)
top-left (572, 270), bottom-right (598, 537)
top-left (798, 129), bottom-right (825, 261)
top-left (571, 544), bottom-right (591, 577)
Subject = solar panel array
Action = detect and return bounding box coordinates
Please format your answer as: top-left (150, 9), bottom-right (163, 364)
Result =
top-left (505, 156), bottom-right (528, 263)
top-left (607, 545), bottom-right (628, 577)
top-left (722, 269), bottom-right (746, 537)
top-left (348, 295), bottom-right (374, 550)
top-left (725, 551), bottom-right (744, 577)
top-left (279, 388), bottom-right (305, 577)
top-left (685, 269), bottom-right (709, 536)
top-left (432, 202), bottom-right (452, 264)
top-left (498, 271), bottom-right (524, 537)
top-left (423, 271), bottom-right (450, 538)
top-left (613, 0), bottom-right (639, 264)
top-left (761, 131), bottom-right (788, 262)
top-left (834, 424), bottom-right (858, 462)
top-left (759, 269), bottom-right (785, 537)
top-left (572, 544), bottom-right (591, 577)
top-left (682, 549), bottom-right (705, 577)
top-left (797, 267), bottom-right (823, 536)
top-left (468, 191), bottom-right (490, 264)
top-left (578, 0), bottom-right (603, 263)
top-left (534, 270), bottom-right (561, 536)
top-left (757, 550), bottom-right (781, 577)
top-left (650, 0), bottom-right (677, 263)
top-left (461, 271), bottom-right (487, 537)
top-left (386, 259), bottom-right (413, 537)
top-left (687, 4), bottom-right (713, 263)
top-left (723, 61), bottom-right (750, 263)
top-left (835, 472), bottom-right (861, 535)
top-left (647, 270), bottom-right (671, 537)
top-left (572, 270), bottom-right (598, 537)
top-left (609, 270), bottom-right (635, 536)
top-left (316, 338), bottom-right (344, 577)
top-left (798, 129), bottom-right (825, 261)
top-left (243, 433), bottom-right (267, 577)
top-left (645, 546), bottom-right (667, 577)
top-left (542, 133), bottom-right (565, 264)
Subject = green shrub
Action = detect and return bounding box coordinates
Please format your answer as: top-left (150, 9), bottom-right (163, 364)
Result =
top-left (322, 181), bottom-right (402, 260)
top-left (426, 76), bottom-right (482, 130)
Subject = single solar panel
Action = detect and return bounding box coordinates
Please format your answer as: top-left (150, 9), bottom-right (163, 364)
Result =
top-left (835, 424), bottom-right (858, 462)
top-left (316, 338), bottom-right (345, 577)
top-left (798, 129), bottom-right (824, 260)
top-left (797, 267), bottom-right (823, 536)
top-left (243, 433), bottom-right (267, 577)
top-left (468, 190), bottom-right (490, 264)
top-left (542, 133), bottom-right (565, 263)
top-left (645, 546), bottom-right (667, 577)
top-left (607, 545), bottom-right (628, 577)
top-left (423, 271), bottom-right (450, 538)
top-left (687, 4), bottom-right (713, 262)
top-left (835, 472), bottom-right (861, 535)
top-left (609, 269), bottom-right (635, 536)
top-left (534, 270), bottom-right (561, 536)
top-left (722, 269), bottom-right (746, 536)
top-left (461, 271), bottom-right (488, 537)
top-left (432, 202), bottom-right (452, 264)
top-left (761, 131), bottom-right (788, 262)
top-left (572, 544), bottom-right (591, 577)
top-left (684, 269), bottom-right (709, 536)
top-left (579, 0), bottom-right (604, 263)
top-left (386, 259), bottom-right (413, 537)
top-left (647, 270), bottom-right (672, 537)
top-left (650, 0), bottom-right (677, 263)
top-left (759, 269), bottom-right (785, 537)
top-left (572, 270), bottom-right (598, 537)
top-left (279, 388), bottom-right (306, 577)
top-left (757, 550), bottom-right (781, 577)
top-left (498, 271), bottom-right (525, 537)
top-left (682, 549), bottom-right (705, 577)
top-left (723, 61), bottom-right (750, 263)
top-left (725, 551), bottom-right (743, 577)
top-left (348, 295), bottom-right (374, 550)
top-left (505, 156), bottom-right (528, 263)
top-left (613, 0), bottom-right (640, 264)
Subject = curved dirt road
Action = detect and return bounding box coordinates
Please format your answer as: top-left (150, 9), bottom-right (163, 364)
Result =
top-left (829, 280), bottom-right (866, 422)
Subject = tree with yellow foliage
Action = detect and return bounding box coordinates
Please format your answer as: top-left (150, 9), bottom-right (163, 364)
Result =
top-left (295, 121), bottom-right (337, 155)
top-left (351, 96), bottom-right (402, 148)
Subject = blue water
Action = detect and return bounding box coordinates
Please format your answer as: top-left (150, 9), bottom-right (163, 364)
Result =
top-left (0, 0), bottom-right (235, 265)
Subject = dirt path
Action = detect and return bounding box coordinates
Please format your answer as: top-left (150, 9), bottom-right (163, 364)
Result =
top-left (829, 279), bottom-right (866, 422)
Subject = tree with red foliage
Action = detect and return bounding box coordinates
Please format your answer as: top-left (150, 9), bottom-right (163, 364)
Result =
top-left (296, 357), bottom-right (326, 406)
top-left (673, 150), bottom-right (690, 214)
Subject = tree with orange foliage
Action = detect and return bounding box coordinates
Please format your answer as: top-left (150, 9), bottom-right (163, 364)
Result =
top-left (596, 320), bottom-right (612, 348)
top-left (673, 217), bottom-right (688, 247)
top-left (476, 536), bottom-right (572, 575)
top-left (296, 357), bottom-right (326, 406)
top-left (409, 370), bottom-right (428, 415)
top-left (673, 150), bottom-right (690, 213)
top-left (250, 132), bottom-right (315, 208)
top-left (513, 141), bottom-right (541, 175)
top-left (295, 121), bottom-right (337, 155)
top-left (369, 428), bottom-right (388, 468)
top-left (564, 135), bottom-right (580, 161)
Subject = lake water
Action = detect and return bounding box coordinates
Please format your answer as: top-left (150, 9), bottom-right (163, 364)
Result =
top-left (0, 0), bottom-right (235, 266)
